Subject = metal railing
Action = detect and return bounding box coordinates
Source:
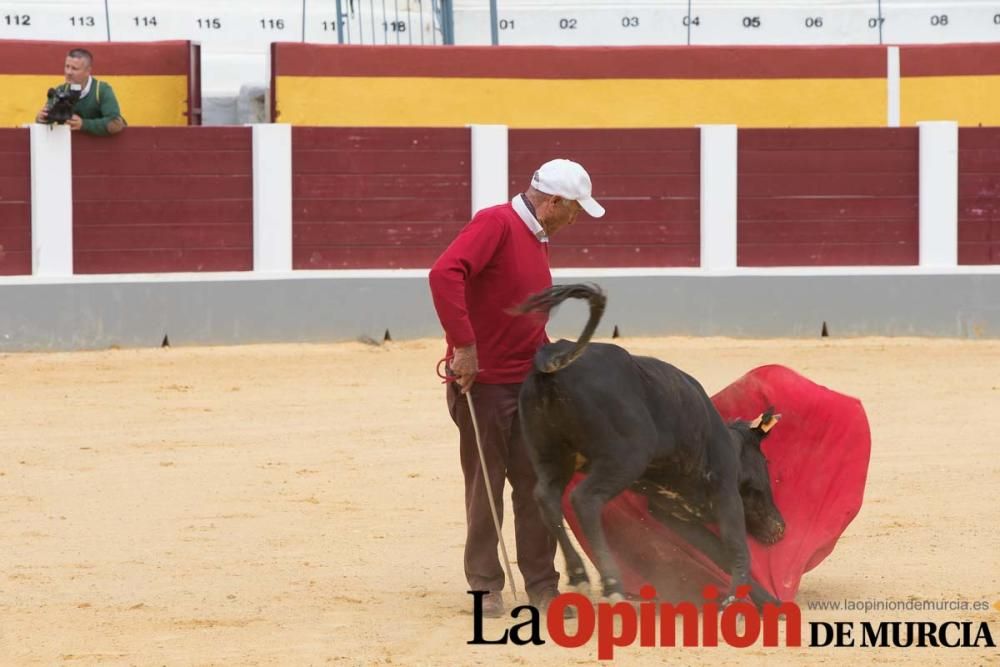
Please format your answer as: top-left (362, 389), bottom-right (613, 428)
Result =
top-left (331, 0), bottom-right (454, 44)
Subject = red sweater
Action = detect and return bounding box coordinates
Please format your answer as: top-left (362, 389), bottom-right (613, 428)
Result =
top-left (429, 202), bottom-right (551, 384)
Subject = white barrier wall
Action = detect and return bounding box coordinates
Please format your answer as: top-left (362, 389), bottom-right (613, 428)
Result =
top-left (1, 269), bottom-right (998, 351)
top-left (452, 0), bottom-right (1000, 46)
top-left (0, 0), bottom-right (440, 46)
top-left (470, 124), bottom-right (509, 214)
top-left (29, 124), bottom-right (73, 277)
top-left (699, 124), bottom-right (737, 271)
top-left (918, 121), bottom-right (959, 267)
top-left (252, 123), bottom-right (293, 272)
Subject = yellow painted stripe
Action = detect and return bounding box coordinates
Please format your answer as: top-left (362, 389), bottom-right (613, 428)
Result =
top-left (901, 75), bottom-right (1000, 126)
top-left (1, 74), bottom-right (189, 128)
top-left (276, 76), bottom-right (886, 128)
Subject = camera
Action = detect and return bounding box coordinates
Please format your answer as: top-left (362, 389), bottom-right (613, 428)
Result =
top-left (45, 85), bottom-right (82, 124)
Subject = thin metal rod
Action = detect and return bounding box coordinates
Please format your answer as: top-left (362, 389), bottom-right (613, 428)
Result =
top-left (103, 0), bottom-right (111, 41)
top-left (336, 0), bottom-right (347, 44)
top-left (419, 0), bottom-right (425, 45)
top-left (466, 391), bottom-right (518, 600)
top-left (358, 0), bottom-right (364, 44)
top-left (877, 0), bottom-right (884, 45)
top-left (431, 0), bottom-right (438, 44)
top-left (686, 0), bottom-right (692, 45)
top-left (406, 0), bottom-right (412, 44)
top-left (301, 0), bottom-right (307, 41)
top-left (489, 0), bottom-right (499, 45)
top-left (395, 0), bottom-right (400, 45)
top-left (383, 0), bottom-right (389, 44)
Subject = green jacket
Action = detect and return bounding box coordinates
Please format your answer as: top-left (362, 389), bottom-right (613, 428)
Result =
top-left (47, 78), bottom-right (127, 136)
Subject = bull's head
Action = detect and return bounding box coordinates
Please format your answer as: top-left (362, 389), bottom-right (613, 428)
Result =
top-left (728, 407), bottom-right (786, 545)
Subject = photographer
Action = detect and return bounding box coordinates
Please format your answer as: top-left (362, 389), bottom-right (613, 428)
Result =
top-left (35, 48), bottom-right (126, 136)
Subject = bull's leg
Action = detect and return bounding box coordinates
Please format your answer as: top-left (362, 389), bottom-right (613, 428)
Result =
top-left (646, 497), bottom-right (779, 608)
top-left (533, 462), bottom-right (590, 592)
top-left (712, 480), bottom-right (753, 602)
top-left (569, 455), bottom-right (649, 601)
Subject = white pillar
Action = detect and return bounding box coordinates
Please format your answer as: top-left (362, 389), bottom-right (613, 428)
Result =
top-left (252, 123), bottom-right (293, 272)
top-left (29, 123), bottom-right (74, 276)
top-left (918, 121), bottom-right (958, 267)
top-left (887, 46), bottom-right (900, 128)
top-left (469, 124), bottom-right (508, 216)
top-left (699, 124), bottom-right (738, 270)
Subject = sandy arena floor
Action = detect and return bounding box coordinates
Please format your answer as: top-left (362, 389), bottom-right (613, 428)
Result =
top-left (1, 337), bottom-right (998, 666)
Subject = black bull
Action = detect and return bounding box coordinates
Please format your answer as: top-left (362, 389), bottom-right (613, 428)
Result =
top-left (516, 284), bottom-right (786, 607)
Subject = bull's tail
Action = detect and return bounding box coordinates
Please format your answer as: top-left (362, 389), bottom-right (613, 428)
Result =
top-left (515, 283), bottom-right (607, 374)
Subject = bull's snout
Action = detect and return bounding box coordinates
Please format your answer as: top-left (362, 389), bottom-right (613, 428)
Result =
top-left (765, 517), bottom-right (786, 544)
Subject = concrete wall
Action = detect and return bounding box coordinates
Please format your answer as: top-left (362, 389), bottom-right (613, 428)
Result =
top-left (1, 268), bottom-right (998, 352)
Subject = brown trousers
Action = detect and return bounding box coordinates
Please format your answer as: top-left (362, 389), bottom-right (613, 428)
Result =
top-left (447, 381), bottom-right (558, 598)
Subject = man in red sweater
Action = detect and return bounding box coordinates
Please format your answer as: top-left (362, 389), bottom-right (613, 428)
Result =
top-left (429, 159), bottom-right (605, 617)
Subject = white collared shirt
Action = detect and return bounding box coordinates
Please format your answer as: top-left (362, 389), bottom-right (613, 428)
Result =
top-left (78, 76), bottom-right (93, 98)
top-left (511, 195), bottom-right (548, 243)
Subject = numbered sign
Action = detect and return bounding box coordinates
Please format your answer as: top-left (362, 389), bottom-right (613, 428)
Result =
top-left (880, 0), bottom-right (999, 44)
top-left (107, 0), bottom-right (302, 48)
top-left (0, 0), bottom-right (108, 41)
top-left (455, 5), bottom-right (689, 45)
top-left (686, 2), bottom-right (878, 45)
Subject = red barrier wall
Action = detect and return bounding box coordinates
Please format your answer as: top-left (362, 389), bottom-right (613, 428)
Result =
top-left (292, 127), bottom-right (470, 269)
top-left (72, 128), bottom-right (252, 273)
top-left (1, 40), bottom-right (199, 128)
top-left (0, 129), bottom-right (30, 275)
top-left (508, 129), bottom-right (701, 267)
top-left (959, 128), bottom-right (1000, 264)
top-left (272, 44), bottom-right (887, 128)
top-left (738, 129), bottom-right (919, 266)
top-left (1, 127), bottom-right (994, 274)
top-left (899, 43), bottom-right (1000, 127)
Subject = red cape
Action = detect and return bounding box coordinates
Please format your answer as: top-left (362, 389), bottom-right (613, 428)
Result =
top-left (561, 364), bottom-right (871, 602)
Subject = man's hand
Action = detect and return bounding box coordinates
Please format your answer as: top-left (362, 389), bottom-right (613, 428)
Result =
top-left (35, 107), bottom-right (48, 123)
top-left (451, 344), bottom-right (479, 393)
top-left (68, 115), bottom-right (83, 131)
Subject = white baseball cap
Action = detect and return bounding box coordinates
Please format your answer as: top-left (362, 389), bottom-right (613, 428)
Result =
top-left (531, 159), bottom-right (605, 218)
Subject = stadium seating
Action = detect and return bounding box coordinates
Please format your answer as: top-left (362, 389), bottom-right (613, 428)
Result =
top-left (0, 0), bottom-right (444, 121)
top-left (2, 0), bottom-right (998, 121)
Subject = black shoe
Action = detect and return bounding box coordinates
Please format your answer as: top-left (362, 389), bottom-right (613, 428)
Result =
top-left (480, 591), bottom-right (504, 618)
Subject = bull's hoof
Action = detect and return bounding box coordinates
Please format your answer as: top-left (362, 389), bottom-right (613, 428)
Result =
top-left (573, 581), bottom-right (592, 597)
top-left (722, 592), bottom-right (757, 609)
top-left (751, 590), bottom-right (780, 610)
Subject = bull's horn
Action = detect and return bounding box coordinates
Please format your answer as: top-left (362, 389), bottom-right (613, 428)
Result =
top-left (761, 414), bottom-right (782, 433)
